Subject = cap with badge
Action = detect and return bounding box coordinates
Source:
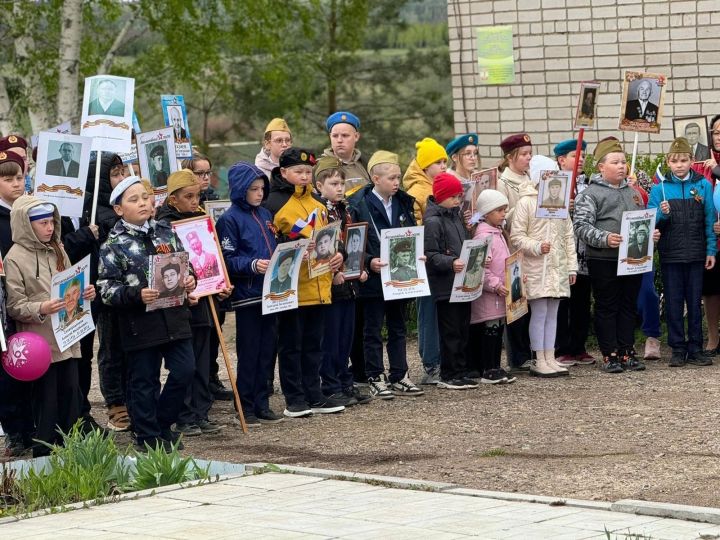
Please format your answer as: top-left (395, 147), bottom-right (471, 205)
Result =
top-left (326, 111), bottom-right (360, 133)
top-left (109, 176), bottom-right (142, 205)
top-left (553, 139), bottom-right (587, 158)
top-left (593, 138), bottom-right (624, 163)
top-left (0, 135), bottom-right (28, 152)
top-left (0, 150), bottom-right (26, 172)
top-left (279, 147), bottom-right (316, 168)
top-left (367, 150), bottom-right (399, 174)
top-left (313, 156), bottom-right (342, 178)
top-left (149, 145), bottom-right (165, 159)
top-left (445, 133), bottom-right (479, 157)
top-left (668, 136), bottom-right (692, 156)
top-left (167, 169), bottom-right (198, 195)
top-left (264, 118), bottom-right (292, 136)
top-left (28, 202), bottom-right (56, 222)
top-left (500, 133), bottom-right (532, 155)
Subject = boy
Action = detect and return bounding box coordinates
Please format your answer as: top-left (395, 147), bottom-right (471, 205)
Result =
top-left (649, 137), bottom-right (716, 367)
top-left (313, 156), bottom-right (371, 407)
top-left (424, 173), bottom-right (477, 389)
top-left (98, 177), bottom-right (196, 451)
top-left (402, 137), bottom-right (448, 385)
top-left (348, 150), bottom-right (424, 398)
top-left (264, 148), bottom-right (346, 418)
top-left (216, 161), bottom-right (283, 426)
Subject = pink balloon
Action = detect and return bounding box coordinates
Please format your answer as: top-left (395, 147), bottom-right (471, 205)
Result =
top-left (2, 332), bottom-right (52, 382)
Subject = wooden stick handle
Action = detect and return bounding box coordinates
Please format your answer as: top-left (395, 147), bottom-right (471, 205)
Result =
top-left (90, 151), bottom-right (102, 225)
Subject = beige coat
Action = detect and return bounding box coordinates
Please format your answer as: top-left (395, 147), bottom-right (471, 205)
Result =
top-left (5, 195), bottom-right (80, 362)
top-left (497, 167), bottom-right (532, 229)
top-left (510, 183), bottom-right (578, 300)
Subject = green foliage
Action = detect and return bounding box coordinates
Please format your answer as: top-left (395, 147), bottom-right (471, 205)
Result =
top-left (132, 441), bottom-right (209, 490)
top-left (582, 153), bottom-right (665, 181)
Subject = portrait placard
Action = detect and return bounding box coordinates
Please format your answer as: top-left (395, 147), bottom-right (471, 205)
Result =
top-left (505, 250), bottom-right (528, 324)
top-left (262, 239), bottom-right (309, 315)
top-left (449, 237), bottom-right (493, 303)
top-left (161, 95), bottom-right (192, 158)
top-left (618, 71), bottom-right (667, 134)
top-left (344, 222), bottom-right (368, 280)
top-left (137, 127), bottom-right (178, 206)
top-left (80, 75), bottom-right (134, 153)
top-left (618, 209), bottom-right (656, 276)
top-left (462, 168), bottom-right (497, 215)
top-left (50, 255), bottom-right (94, 352)
top-left (172, 216), bottom-right (229, 297)
top-left (34, 132), bottom-right (92, 218)
top-left (31, 121), bottom-right (71, 151)
top-left (147, 251), bottom-right (189, 312)
top-left (380, 226), bottom-right (431, 301)
top-left (673, 116), bottom-right (710, 162)
top-left (574, 80), bottom-right (600, 129)
top-left (204, 200), bottom-right (231, 223)
top-left (535, 170), bottom-right (572, 220)
top-left (308, 221), bottom-right (341, 279)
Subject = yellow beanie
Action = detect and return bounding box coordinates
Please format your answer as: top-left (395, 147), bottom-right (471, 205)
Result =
top-left (367, 150), bottom-right (399, 174)
top-left (167, 169), bottom-right (198, 195)
top-left (415, 137), bottom-right (447, 170)
top-left (264, 118), bottom-right (291, 136)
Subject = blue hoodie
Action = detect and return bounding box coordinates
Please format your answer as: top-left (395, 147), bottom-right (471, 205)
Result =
top-left (215, 162), bottom-right (277, 308)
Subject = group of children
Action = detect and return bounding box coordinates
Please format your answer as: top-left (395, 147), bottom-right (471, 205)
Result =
top-left (1, 109), bottom-right (718, 457)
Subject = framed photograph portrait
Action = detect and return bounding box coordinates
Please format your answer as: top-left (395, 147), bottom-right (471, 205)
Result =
top-left (34, 131), bottom-right (93, 218)
top-left (262, 239), bottom-right (310, 315)
top-left (618, 209), bottom-right (657, 276)
top-left (137, 127), bottom-right (178, 203)
top-left (449, 237), bottom-right (493, 303)
top-left (673, 116), bottom-right (710, 162)
top-left (309, 221), bottom-right (341, 279)
top-left (80, 75), bottom-right (134, 153)
top-left (204, 200), bottom-right (232, 223)
top-left (172, 215), bottom-right (230, 297)
top-left (463, 168), bottom-right (497, 214)
top-left (536, 170), bottom-right (572, 219)
top-left (505, 250), bottom-right (528, 324)
top-left (50, 255), bottom-right (94, 352)
top-left (161, 95), bottom-right (192, 158)
top-left (379, 226), bottom-right (430, 300)
top-left (344, 222), bottom-right (368, 280)
top-left (574, 80), bottom-right (600, 129)
top-left (147, 251), bottom-right (189, 312)
top-left (618, 71), bottom-right (667, 134)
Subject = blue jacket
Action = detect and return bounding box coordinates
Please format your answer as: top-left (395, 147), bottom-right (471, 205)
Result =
top-left (215, 162), bottom-right (277, 308)
top-left (648, 169), bottom-right (716, 263)
top-left (348, 184), bottom-right (416, 298)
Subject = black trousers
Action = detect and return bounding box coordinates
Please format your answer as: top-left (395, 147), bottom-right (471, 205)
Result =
top-left (467, 319), bottom-right (505, 374)
top-left (177, 326), bottom-right (213, 425)
top-left (0, 367), bottom-right (34, 437)
top-left (349, 298), bottom-right (366, 382)
top-left (277, 305), bottom-right (325, 407)
top-left (588, 259), bottom-right (642, 356)
top-left (208, 308), bottom-right (225, 380)
top-left (555, 273), bottom-right (592, 356)
top-left (234, 304), bottom-right (276, 415)
top-left (97, 310), bottom-right (126, 407)
top-left (436, 300), bottom-right (470, 380)
top-left (504, 308), bottom-right (531, 368)
top-left (32, 358), bottom-right (82, 457)
top-left (363, 298), bottom-right (408, 383)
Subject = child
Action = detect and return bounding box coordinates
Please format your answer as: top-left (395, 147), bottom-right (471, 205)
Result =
top-left (552, 139), bottom-right (596, 366)
top-left (468, 190), bottom-right (517, 384)
top-left (5, 196), bottom-right (96, 456)
top-left (263, 148), bottom-right (346, 418)
top-left (649, 137), bottom-right (716, 367)
top-left (0, 151), bottom-right (26, 255)
top-left (510, 163), bottom-right (578, 377)
top-left (348, 150), bottom-right (424, 398)
top-left (98, 177), bottom-right (196, 451)
top-left (574, 139), bottom-right (649, 373)
top-left (313, 156), bottom-right (372, 406)
top-left (156, 169), bottom-right (226, 436)
top-left (424, 172), bottom-right (477, 389)
top-left (403, 137), bottom-right (448, 384)
top-left (446, 133), bottom-right (480, 182)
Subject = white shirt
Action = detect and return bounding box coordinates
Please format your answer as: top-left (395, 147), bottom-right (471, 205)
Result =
top-left (372, 188), bottom-right (393, 223)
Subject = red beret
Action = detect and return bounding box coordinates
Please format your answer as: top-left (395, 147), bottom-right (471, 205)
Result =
top-left (432, 172), bottom-right (463, 204)
top-left (0, 150), bottom-right (26, 172)
top-left (500, 133), bottom-right (532, 155)
top-left (0, 135), bottom-right (28, 152)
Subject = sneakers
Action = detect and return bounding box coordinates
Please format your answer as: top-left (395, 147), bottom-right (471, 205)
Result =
top-left (687, 353), bottom-right (713, 367)
top-left (283, 403), bottom-right (313, 418)
top-left (574, 352), bottom-right (596, 365)
top-left (368, 375), bottom-right (395, 400)
top-left (496, 368), bottom-right (517, 384)
top-left (643, 337), bottom-right (661, 360)
top-left (529, 351), bottom-right (559, 378)
top-left (107, 404), bottom-right (131, 432)
top-left (601, 354), bottom-right (625, 374)
top-left (555, 355), bottom-right (577, 367)
top-left (209, 374), bottom-right (234, 401)
top-left (669, 351), bottom-right (687, 367)
top-left (437, 378), bottom-right (469, 390)
top-left (460, 377), bottom-right (479, 389)
top-left (326, 391), bottom-right (354, 407)
top-left (3, 432), bottom-right (28, 458)
top-left (237, 414), bottom-right (262, 427)
top-left (510, 359), bottom-right (532, 373)
top-left (390, 374), bottom-right (424, 396)
top-left (197, 419), bottom-right (223, 433)
top-left (480, 369), bottom-right (506, 384)
top-left (256, 409), bottom-right (284, 424)
top-left (420, 366), bottom-right (441, 385)
top-left (344, 386), bottom-right (373, 405)
top-left (311, 396), bottom-right (346, 414)
top-left (622, 350), bottom-right (646, 372)
top-left (174, 423), bottom-right (202, 436)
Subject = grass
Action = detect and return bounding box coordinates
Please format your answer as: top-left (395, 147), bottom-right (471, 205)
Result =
top-left (478, 448), bottom-right (507, 458)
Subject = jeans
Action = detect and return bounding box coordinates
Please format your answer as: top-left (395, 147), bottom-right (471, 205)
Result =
top-left (234, 304), bottom-right (277, 415)
top-left (363, 298), bottom-right (408, 383)
top-left (637, 270), bottom-right (661, 339)
top-left (320, 299), bottom-right (355, 396)
top-left (416, 295), bottom-right (440, 370)
top-left (661, 262), bottom-right (704, 354)
top-left (177, 326), bottom-right (213, 425)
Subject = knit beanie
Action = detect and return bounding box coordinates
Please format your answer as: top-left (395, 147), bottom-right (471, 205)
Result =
top-left (432, 172), bottom-right (463, 204)
top-left (415, 137), bottom-right (447, 169)
top-left (476, 189), bottom-right (509, 218)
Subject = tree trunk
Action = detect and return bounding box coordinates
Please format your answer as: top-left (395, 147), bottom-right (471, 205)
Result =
top-left (326, 0), bottom-right (337, 115)
top-left (99, 16), bottom-right (134, 74)
top-left (0, 76), bottom-right (15, 136)
top-left (57, 0), bottom-right (83, 129)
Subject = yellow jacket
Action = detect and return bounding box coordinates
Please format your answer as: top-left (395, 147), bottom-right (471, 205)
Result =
top-left (402, 159), bottom-right (433, 224)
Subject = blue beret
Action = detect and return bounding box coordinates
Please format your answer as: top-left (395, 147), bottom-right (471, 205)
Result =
top-left (445, 133), bottom-right (479, 157)
top-left (326, 111), bottom-right (360, 132)
top-left (553, 139), bottom-right (587, 157)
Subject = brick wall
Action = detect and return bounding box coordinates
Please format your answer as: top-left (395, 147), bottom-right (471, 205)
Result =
top-left (447, 0), bottom-right (720, 159)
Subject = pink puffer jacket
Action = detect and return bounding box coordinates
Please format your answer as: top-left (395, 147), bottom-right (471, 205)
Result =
top-left (470, 221), bottom-right (510, 324)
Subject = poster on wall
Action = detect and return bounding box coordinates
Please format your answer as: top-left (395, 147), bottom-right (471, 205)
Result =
top-left (476, 25), bottom-right (515, 85)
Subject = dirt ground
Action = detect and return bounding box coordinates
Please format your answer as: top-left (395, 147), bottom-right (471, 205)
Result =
top-left (78, 312), bottom-right (720, 508)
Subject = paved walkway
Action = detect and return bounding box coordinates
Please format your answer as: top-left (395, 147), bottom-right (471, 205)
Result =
top-left (2, 471), bottom-right (720, 539)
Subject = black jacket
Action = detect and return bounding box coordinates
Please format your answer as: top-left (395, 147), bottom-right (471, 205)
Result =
top-left (423, 197), bottom-right (468, 301)
top-left (347, 184), bottom-right (416, 299)
top-left (0, 205), bottom-right (11, 257)
top-left (313, 194), bottom-right (356, 302)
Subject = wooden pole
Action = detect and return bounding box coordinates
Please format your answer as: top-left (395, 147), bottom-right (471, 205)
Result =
top-left (90, 150), bottom-right (102, 225)
top-left (569, 128), bottom-right (585, 200)
top-left (209, 299), bottom-right (247, 434)
top-left (630, 132), bottom-right (640, 177)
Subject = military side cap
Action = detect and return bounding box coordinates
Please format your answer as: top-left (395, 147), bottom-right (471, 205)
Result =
top-left (593, 138), bottom-right (624, 162)
top-left (326, 111), bottom-right (360, 132)
top-left (500, 133), bottom-right (532, 155)
top-left (367, 150), bottom-right (399, 174)
top-left (445, 133), bottom-right (478, 157)
top-left (0, 150), bottom-right (26, 172)
top-left (0, 135), bottom-right (28, 152)
top-left (264, 118), bottom-right (291, 135)
top-left (279, 147), bottom-right (316, 168)
top-left (167, 169), bottom-right (198, 195)
top-left (149, 145), bottom-right (165, 158)
top-left (313, 156), bottom-right (342, 178)
top-left (553, 139), bottom-right (587, 157)
top-left (668, 136), bottom-right (692, 155)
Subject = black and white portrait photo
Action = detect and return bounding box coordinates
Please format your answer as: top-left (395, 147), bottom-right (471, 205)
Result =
top-left (45, 141), bottom-right (80, 178)
top-left (673, 117), bottom-right (710, 162)
top-left (87, 78), bottom-right (126, 118)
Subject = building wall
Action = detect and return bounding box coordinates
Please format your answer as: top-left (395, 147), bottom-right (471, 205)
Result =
top-left (447, 0), bottom-right (720, 160)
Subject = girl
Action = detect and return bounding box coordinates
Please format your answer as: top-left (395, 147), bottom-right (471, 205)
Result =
top-left (468, 190), bottom-right (517, 384)
top-left (446, 133), bottom-right (480, 182)
top-left (510, 172), bottom-right (578, 377)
